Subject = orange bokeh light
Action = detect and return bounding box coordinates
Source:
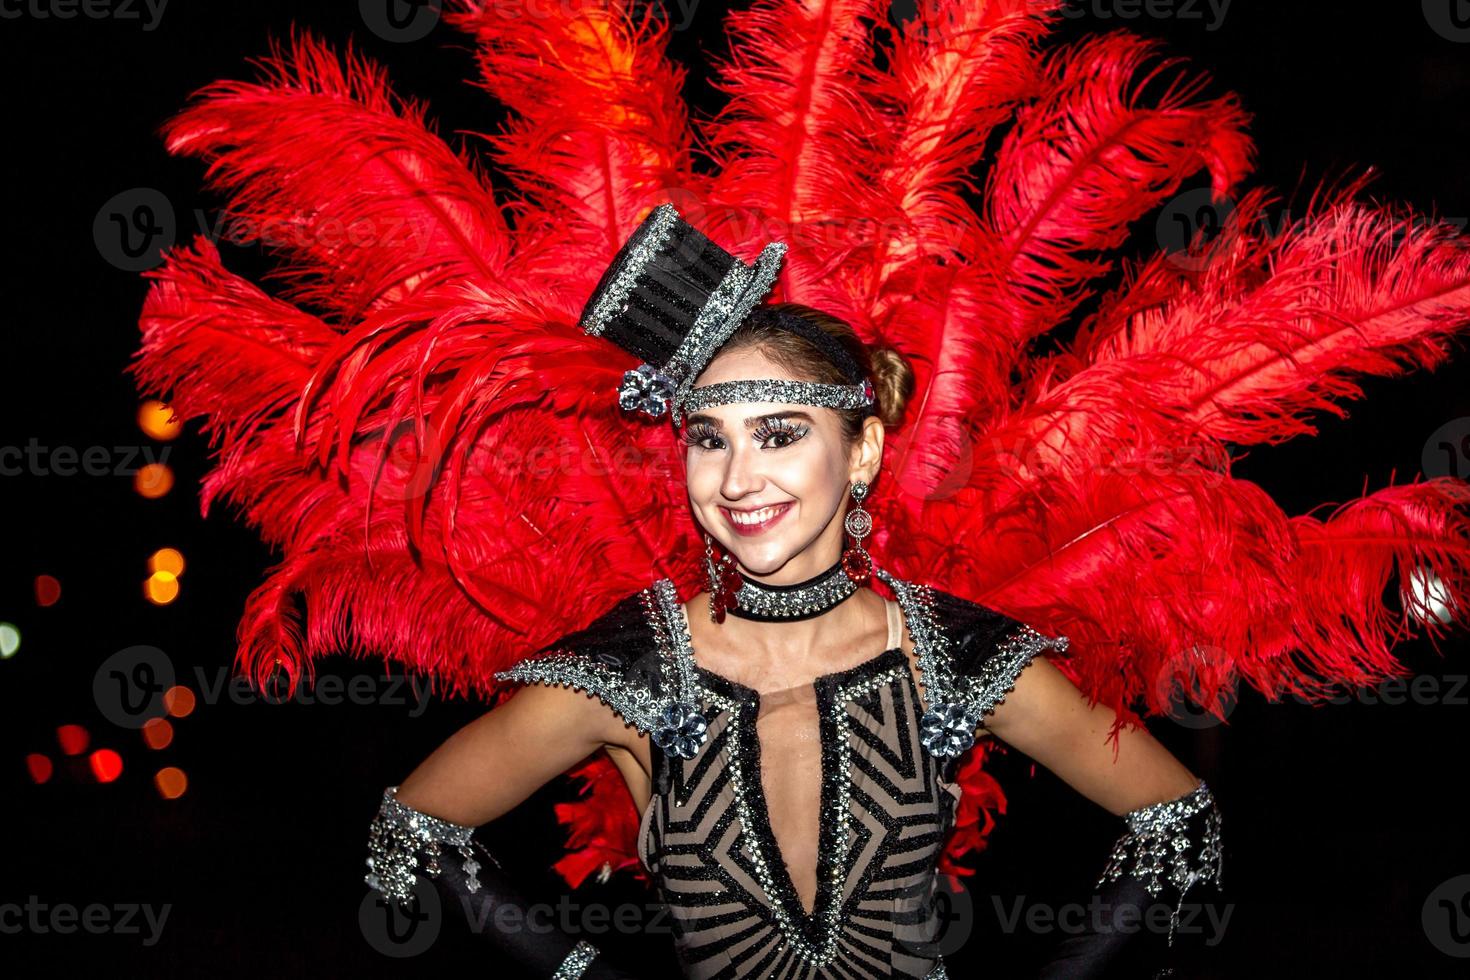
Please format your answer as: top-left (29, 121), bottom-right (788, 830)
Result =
top-left (34, 574), bottom-right (61, 607)
top-left (147, 548), bottom-right (186, 576)
top-left (164, 685), bottom-right (196, 718)
top-left (90, 749), bottom-right (123, 783)
top-left (142, 717), bottom-right (174, 750)
top-left (26, 753), bottom-right (53, 784)
top-left (154, 767), bottom-right (188, 800)
top-left (56, 724), bottom-right (89, 755)
top-left (137, 400), bottom-right (182, 441)
top-left (134, 462), bottom-right (174, 499)
top-left (144, 570), bottom-right (179, 605)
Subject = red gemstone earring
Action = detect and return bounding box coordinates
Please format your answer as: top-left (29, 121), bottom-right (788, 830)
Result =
top-left (842, 480), bottom-right (874, 584)
top-left (704, 532), bottom-right (741, 623)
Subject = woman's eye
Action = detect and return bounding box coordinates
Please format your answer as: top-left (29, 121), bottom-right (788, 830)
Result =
top-left (754, 423), bottom-right (808, 449)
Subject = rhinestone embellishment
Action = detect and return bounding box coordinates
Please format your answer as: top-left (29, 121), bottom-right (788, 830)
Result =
top-left (618, 362), bottom-right (676, 417)
top-left (1096, 780), bottom-right (1224, 948)
top-left (918, 701), bottom-right (980, 758)
top-left (650, 700), bottom-right (708, 759)
top-left (363, 785), bottom-right (481, 906)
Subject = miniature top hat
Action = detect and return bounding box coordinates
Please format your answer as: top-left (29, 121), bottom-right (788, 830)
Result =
top-left (579, 203), bottom-right (787, 422)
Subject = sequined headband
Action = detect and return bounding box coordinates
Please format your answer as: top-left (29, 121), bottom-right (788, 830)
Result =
top-left (676, 308), bottom-right (876, 427)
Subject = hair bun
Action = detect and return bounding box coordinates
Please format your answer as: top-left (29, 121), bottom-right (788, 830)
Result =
top-left (868, 347), bottom-right (915, 427)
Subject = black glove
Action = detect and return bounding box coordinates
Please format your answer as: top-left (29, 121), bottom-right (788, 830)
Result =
top-left (364, 785), bottom-right (637, 979)
top-left (1037, 780), bottom-right (1225, 980)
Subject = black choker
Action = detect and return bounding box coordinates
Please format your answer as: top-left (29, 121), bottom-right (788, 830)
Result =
top-left (725, 558), bottom-right (861, 621)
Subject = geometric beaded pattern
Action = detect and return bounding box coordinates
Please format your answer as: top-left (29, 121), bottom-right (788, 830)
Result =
top-left (638, 645), bottom-right (956, 978)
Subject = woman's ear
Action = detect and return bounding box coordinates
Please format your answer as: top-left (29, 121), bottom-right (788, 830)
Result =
top-left (851, 415), bottom-right (884, 484)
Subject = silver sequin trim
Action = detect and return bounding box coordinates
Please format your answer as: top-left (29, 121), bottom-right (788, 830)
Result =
top-left (876, 569), bottom-right (1070, 757)
top-left (551, 940), bottom-right (599, 979)
top-left (493, 651), bottom-right (666, 732)
top-left (667, 241), bottom-right (787, 424)
top-left (954, 622), bottom-right (1071, 721)
top-left (581, 203), bottom-right (679, 337)
top-left (1096, 779), bottom-right (1224, 947)
top-left (363, 785), bottom-right (481, 905)
top-left (681, 378), bottom-right (875, 419)
top-left (728, 560), bottom-right (859, 619)
top-left (925, 962), bottom-right (948, 980)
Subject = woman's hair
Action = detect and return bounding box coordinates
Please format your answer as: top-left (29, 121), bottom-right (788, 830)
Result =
top-left (720, 302), bottom-right (915, 443)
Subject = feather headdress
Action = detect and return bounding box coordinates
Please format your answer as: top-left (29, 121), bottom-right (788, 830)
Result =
top-left (131, 0), bottom-right (1470, 885)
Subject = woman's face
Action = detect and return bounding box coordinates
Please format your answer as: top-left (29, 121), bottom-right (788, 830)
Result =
top-left (682, 345), bottom-right (872, 582)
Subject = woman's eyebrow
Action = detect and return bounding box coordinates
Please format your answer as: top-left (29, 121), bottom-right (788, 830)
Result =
top-left (685, 410), bottom-right (816, 430)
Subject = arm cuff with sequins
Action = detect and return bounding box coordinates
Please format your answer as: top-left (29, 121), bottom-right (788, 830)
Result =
top-left (1094, 779), bottom-right (1224, 947)
top-left (363, 785), bottom-right (483, 906)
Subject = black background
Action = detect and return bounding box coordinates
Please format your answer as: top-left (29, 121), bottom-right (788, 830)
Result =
top-left (3, 1), bottom-right (1470, 977)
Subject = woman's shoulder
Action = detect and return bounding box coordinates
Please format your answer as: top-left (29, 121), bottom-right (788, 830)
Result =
top-left (492, 576), bottom-right (674, 733)
top-left (879, 568), bottom-right (1069, 687)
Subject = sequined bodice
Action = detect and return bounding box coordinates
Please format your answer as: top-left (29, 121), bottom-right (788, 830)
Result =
top-left (636, 600), bottom-right (959, 979)
top-left (493, 570), bottom-right (1074, 979)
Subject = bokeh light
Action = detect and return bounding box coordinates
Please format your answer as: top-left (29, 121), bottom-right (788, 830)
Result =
top-left (164, 685), bottom-right (196, 718)
top-left (57, 724), bottom-right (90, 755)
top-left (154, 766), bottom-right (188, 800)
top-left (0, 622), bottom-right (19, 659)
top-left (147, 548), bottom-right (185, 576)
top-left (34, 575), bottom-right (61, 607)
top-left (89, 749), bottom-right (123, 783)
top-left (142, 717), bottom-right (174, 750)
top-left (144, 570), bottom-right (180, 605)
top-left (25, 753), bottom-right (53, 784)
top-left (134, 462), bottom-right (173, 498)
top-left (137, 400), bottom-right (182, 441)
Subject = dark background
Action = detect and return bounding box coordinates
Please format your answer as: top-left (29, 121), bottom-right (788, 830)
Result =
top-left (4, 1), bottom-right (1470, 977)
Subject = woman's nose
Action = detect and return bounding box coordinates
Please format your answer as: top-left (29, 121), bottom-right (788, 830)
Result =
top-left (719, 443), bottom-right (764, 500)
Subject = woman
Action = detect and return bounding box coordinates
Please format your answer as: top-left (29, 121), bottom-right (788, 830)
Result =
top-left (364, 207), bottom-right (1223, 979)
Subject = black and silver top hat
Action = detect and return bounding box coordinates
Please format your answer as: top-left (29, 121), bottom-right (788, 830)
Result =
top-left (580, 203), bottom-right (788, 423)
top-left (581, 203), bottom-right (877, 427)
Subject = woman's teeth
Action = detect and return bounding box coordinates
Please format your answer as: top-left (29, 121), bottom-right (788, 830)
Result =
top-left (724, 502), bottom-right (792, 531)
top-left (730, 506), bottom-right (782, 525)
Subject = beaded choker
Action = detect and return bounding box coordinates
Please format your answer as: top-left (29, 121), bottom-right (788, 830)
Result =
top-left (726, 558), bottom-right (860, 621)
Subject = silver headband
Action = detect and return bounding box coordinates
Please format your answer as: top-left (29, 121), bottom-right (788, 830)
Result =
top-left (678, 377), bottom-right (876, 426)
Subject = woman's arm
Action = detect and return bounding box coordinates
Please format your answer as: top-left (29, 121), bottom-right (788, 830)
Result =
top-left (984, 656), bottom-right (1224, 979)
top-left (393, 681), bottom-right (647, 822)
top-left (365, 684), bottom-right (646, 979)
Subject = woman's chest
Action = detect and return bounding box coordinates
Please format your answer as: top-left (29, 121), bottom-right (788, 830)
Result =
top-left (637, 652), bottom-right (960, 978)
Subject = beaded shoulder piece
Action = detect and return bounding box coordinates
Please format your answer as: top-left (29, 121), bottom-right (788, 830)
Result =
top-left (492, 584), bottom-right (674, 732)
top-left (876, 569), bottom-right (1071, 759)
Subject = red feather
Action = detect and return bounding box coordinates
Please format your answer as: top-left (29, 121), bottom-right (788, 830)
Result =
top-left (131, 0), bottom-right (1470, 886)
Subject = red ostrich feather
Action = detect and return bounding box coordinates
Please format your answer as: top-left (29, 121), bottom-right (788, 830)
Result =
top-left (130, 0), bottom-right (1470, 888)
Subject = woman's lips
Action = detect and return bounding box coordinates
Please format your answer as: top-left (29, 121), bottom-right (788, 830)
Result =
top-left (721, 502), bottom-right (793, 537)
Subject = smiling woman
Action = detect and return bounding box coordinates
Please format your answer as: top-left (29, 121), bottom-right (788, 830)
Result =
top-left (124, 0), bottom-right (1470, 976)
top-left (372, 204), bottom-right (1221, 979)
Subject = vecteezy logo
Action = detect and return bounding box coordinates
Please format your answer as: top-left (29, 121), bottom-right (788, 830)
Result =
top-left (94, 187), bottom-right (176, 272)
top-left (360, 874), bottom-right (442, 957)
top-left (93, 645), bottom-right (175, 728)
top-left (895, 874), bottom-right (975, 959)
top-left (1424, 0), bottom-right (1470, 42)
top-left (1424, 874), bottom-right (1470, 956)
top-left (359, 0), bottom-right (441, 43)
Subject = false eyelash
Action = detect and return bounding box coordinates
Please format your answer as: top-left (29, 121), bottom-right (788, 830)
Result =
top-left (752, 419), bottom-right (808, 444)
top-left (682, 422), bottom-right (722, 448)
